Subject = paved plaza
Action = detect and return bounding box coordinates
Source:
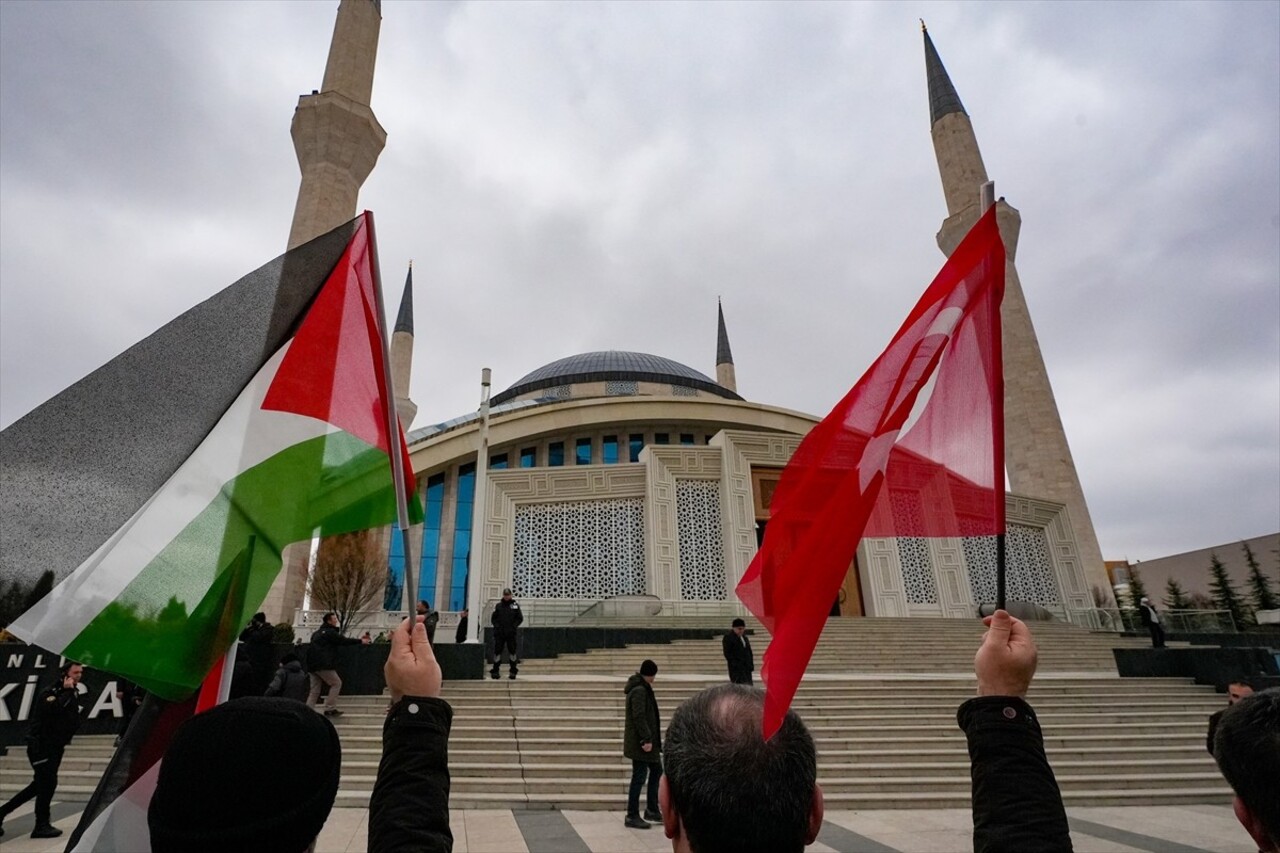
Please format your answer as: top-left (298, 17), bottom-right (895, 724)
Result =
top-left (0, 802), bottom-right (1254, 852)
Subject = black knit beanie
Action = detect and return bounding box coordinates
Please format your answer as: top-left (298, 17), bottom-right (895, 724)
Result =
top-left (640, 659), bottom-right (658, 677)
top-left (148, 697), bottom-right (341, 853)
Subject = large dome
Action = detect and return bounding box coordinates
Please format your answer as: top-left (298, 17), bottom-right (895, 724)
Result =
top-left (492, 350), bottom-right (742, 405)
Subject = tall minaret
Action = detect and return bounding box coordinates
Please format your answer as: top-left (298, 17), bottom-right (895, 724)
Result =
top-left (715, 298), bottom-right (737, 394)
top-left (287, 0), bottom-right (386, 250)
top-left (264, 0), bottom-right (388, 624)
top-left (391, 263), bottom-right (417, 429)
top-left (923, 25), bottom-right (1111, 599)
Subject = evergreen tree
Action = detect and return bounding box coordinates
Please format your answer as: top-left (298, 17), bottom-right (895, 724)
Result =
top-left (1126, 566), bottom-right (1149, 608)
top-left (1207, 552), bottom-right (1251, 629)
top-left (1163, 577), bottom-right (1190, 610)
top-left (19, 570), bottom-right (54, 614)
top-left (1241, 540), bottom-right (1278, 613)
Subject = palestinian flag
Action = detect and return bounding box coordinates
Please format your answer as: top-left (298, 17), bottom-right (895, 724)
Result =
top-left (3, 212), bottom-right (420, 700)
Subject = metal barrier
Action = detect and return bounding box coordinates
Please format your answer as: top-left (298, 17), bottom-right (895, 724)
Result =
top-left (1061, 607), bottom-right (1126, 633)
top-left (1113, 608), bottom-right (1238, 634)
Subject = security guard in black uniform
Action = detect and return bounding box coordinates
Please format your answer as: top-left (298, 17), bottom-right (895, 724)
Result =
top-left (0, 660), bottom-right (85, 839)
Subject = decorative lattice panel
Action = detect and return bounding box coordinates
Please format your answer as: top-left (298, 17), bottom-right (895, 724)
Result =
top-left (890, 491), bottom-right (938, 604)
top-left (606, 380), bottom-right (638, 396)
top-left (547, 385), bottom-right (572, 399)
top-left (512, 498), bottom-right (645, 598)
top-left (676, 480), bottom-right (725, 600)
top-left (671, 385), bottom-right (699, 397)
top-left (961, 523), bottom-right (1059, 605)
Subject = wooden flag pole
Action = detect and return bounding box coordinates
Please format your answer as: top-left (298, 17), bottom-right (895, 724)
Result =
top-left (364, 211), bottom-right (417, 622)
top-left (980, 182), bottom-right (1007, 613)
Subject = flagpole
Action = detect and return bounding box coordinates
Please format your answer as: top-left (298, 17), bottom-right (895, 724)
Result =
top-left (980, 181), bottom-right (1007, 613)
top-left (363, 211), bottom-right (417, 620)
top-left (466, 368), bottom-right (492, 643)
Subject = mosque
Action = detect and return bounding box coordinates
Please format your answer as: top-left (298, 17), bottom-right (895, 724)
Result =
top-left (264, 1), bottom-right (1112, 630)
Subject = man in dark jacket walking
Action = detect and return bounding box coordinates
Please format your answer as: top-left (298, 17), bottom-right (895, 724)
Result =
top-left (723, 618), bottom-right (754, 685)
top-left (623, 659), bottom-right (663, 829)
top-left (1138, 596), bottom-right (1165, 648)
top-left (0, 661), bottom-right (84, 840)
top-left (306, 612), bottom-right (369, 716)
top-left (489, 589), bottom-right (523, 680)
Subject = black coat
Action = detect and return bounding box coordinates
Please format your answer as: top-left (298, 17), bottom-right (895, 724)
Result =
top-left (722, 632), bottom-right (754, 682)
top-left (455, 615), bottom-right (469, 645)
top-left (622, 674), bottom-right (661, 764)
top-left (28, 683), bottom-right (83, 752)
top-left (239, 621), bottom-right (274, 667)
top-left (1138, 604), bottom-right (1158, 628)
top-left (490, 599), bottom-right (523, 637)
top-left (307, 622), bottom-right (361, 672)
top-left (958, 696), bottom-right (1072, 852)
top-left (265, 660), bottom-right (310, 702)
top-left (369, 696), bottom-right (454, 852)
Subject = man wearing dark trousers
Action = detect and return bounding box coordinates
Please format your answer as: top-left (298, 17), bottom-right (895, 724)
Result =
top-left (623, 659), bottom-right (663, 830)
top-left (490, 589), bottom-right (523, 680)
top-left (722, 618), bottom-right (754, 685)
top-left (1138, 597), bottom-right (1165, 648)
top-left (0, 661), bottom-right (85, 840)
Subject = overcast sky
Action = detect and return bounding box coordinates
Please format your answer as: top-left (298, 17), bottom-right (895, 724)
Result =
top-left (1, 0), bottom-right (1277, 564)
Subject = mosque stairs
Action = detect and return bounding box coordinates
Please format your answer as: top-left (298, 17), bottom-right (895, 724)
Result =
top-left (4, 618), bottom-right (1231, 811)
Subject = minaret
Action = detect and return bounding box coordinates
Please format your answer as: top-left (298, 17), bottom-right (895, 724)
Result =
top-left (263, 0), bottom-right (387, 624)
top-left (923, 24), bottom-right (1111, 598)
top-left (286, 0), bottom-right (386, 250)
top-left (715, 298), bottom-right (737, 394)
top-left (391, 263), bottom-right (417, 429)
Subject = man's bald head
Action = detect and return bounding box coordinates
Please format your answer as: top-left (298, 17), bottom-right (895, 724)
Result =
top-left (661, 684), bottom-right (822, 853)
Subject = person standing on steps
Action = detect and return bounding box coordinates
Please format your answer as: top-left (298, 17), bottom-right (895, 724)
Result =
top-left (489, 589), bottom-right (523, 680)
top-left (1138, 596), bottom-right (1165, 648)
top-left (623, 659), bottom-right (663, 830)
top-left (306, 612), bottom-right (370, 716)
top-left (722, 618), bottom-right (754, 685)
top-left (0, 661), bottom-right (85, 840)
top-left (416, 599), bottom-right (440, 645)
top-left (455, 609), bottom-right (469, 645)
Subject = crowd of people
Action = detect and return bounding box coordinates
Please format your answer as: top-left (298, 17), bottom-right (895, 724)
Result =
top-left (3, 604), bottom-right (1277, 852)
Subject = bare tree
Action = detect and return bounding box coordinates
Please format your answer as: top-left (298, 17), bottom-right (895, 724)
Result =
top-left (307, 532), bottom-right (386, 635)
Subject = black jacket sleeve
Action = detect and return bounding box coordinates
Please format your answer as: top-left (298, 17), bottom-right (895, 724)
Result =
top-left (957, 696), bottom-right (1072, 853)
top-left (369, 696), bottom-right (454, 853)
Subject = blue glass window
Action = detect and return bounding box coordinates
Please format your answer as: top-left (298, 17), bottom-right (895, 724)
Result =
top-left (386, 473), bottom-right (444, 610)
top-left (520, 447), bottom-right (537, 468)
top-left (386, 527), bottom-right (405, 611)
top-left (654, 433), bottom-right (670, 445)
top-left (602, 435), bottom-right (618, 464)
top-left (629, 434), bottom-right (644, 462)
top-left (680, 433), bottom-right (695, 446)
top-left (490, 453), bottom-right (508, 470)
top-left (449, 463), bottom-right (476, 611)
top-left (549, 442), bottom-right (565, 466)
top-left (575, 438), bottom-right (592, 465)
